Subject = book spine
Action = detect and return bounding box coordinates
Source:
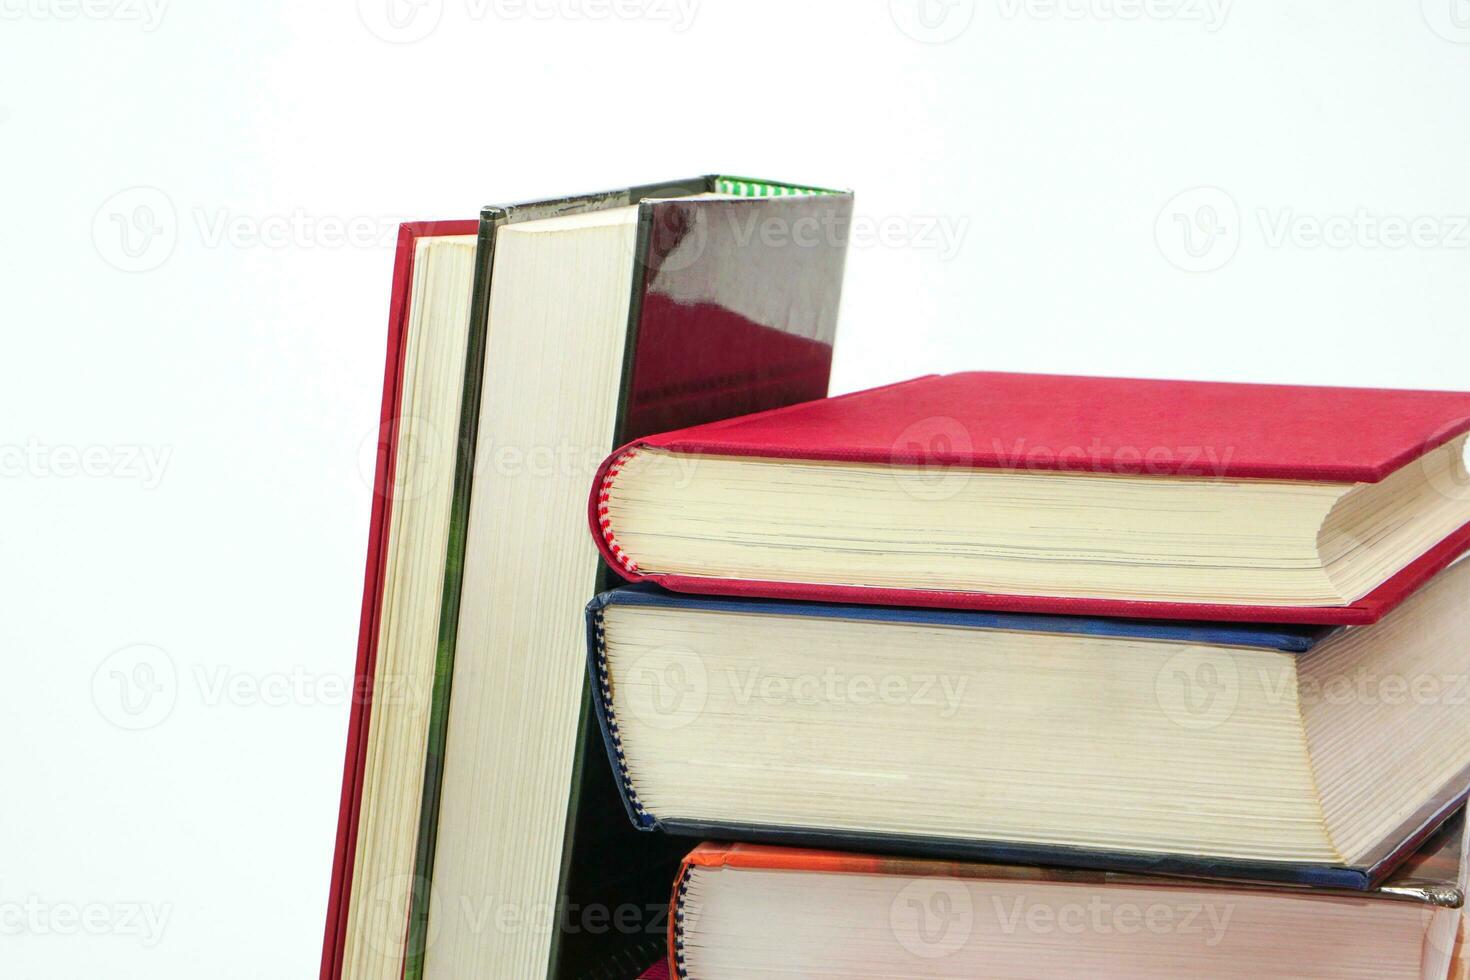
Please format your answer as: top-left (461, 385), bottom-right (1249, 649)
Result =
top-left (668, 859), bottom-right (695, 980)
top-left (584, 593), bottom-right (659, 831)
top-left (592, 445), bottom-right (650, 581)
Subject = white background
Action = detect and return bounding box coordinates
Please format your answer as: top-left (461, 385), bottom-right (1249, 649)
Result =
top-left (4, 1), bottom-right (1470, 976)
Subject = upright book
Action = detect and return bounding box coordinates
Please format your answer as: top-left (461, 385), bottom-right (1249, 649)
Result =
top-left (322, 177), bottom-right (854, 980)
top-left (587, 556), bottom-right (1470, 889)
top-left (591, 371), bottom-right (1470, 624)
top-left (324, 219), bottom-right (478, 980)
top-left (666, 810), bottom-right (1469, 979)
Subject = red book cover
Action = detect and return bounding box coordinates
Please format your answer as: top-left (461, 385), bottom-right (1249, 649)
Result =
top-left (592, 371), bottom-right (1470, 625)
top-left (320, 220), bottom-right (477, 980)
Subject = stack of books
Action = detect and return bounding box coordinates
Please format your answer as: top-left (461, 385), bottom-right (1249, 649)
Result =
top-left (321, 175), bottom-right (1470, 979)
top-left (590, 371), bottom-right (1470, 978)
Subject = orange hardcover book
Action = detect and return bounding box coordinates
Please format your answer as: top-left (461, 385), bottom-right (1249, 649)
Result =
top-left (668, 812), bottom-right (1469, 979)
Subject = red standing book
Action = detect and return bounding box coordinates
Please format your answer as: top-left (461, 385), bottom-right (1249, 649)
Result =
top-left (323, 219), bottom-right (477, 980)
top-left (591, 371), bottom-right (1470, 624)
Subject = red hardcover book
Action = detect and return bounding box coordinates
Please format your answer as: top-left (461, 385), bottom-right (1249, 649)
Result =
top-left (322, 220), bottom-right (477, 980)
top-left (637, 961), bottom-right (670, 980)
top-left (591, 371), bottom-right (1470, 624)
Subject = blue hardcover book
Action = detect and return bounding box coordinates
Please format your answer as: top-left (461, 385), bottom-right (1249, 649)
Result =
top-left (586, 560), bottom-right (1470, 890)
